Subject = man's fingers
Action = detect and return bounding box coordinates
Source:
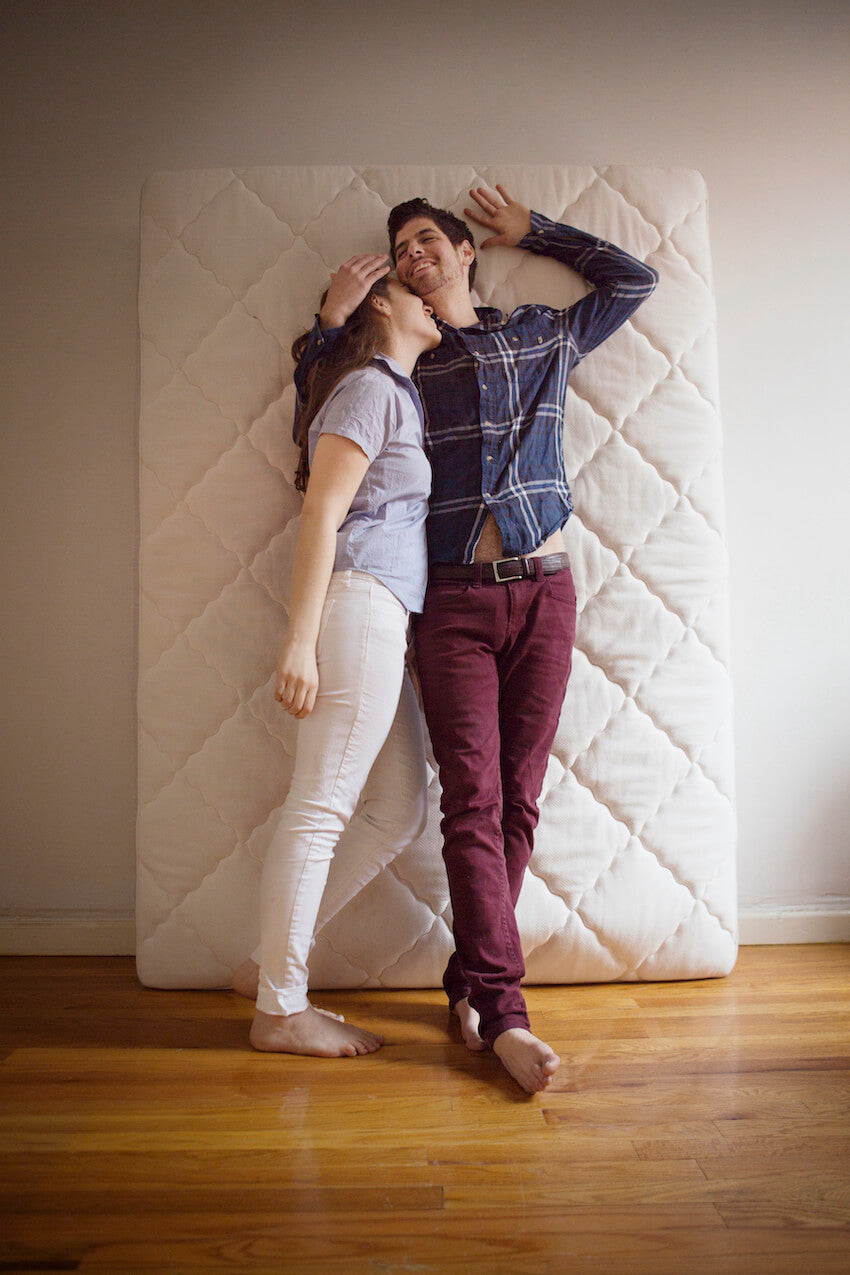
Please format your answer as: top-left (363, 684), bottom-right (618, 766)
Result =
top-left (463, 205), bottom-right (491, 228)
top-left (468, 187), bottom-right (500, 216)
top-left (339, 253), bottom-right (390, 277)
top-left (463, 206), bottom-right (487, 227)
top-left (358, 258), bottom-right (391, 277)
top-left (341, 253), bottom-right (389, 268)
top-left (494, 183), bottom-right (514, 205)
top-left (330, 255), bottom-right (390, 290)
top-left (469, 186), bottom-right (509, 214)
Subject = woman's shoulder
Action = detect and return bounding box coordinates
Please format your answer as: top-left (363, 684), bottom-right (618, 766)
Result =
top-left (321, 363), bottom-right (399, 416)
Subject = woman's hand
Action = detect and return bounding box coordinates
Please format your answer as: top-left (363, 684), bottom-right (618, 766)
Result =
top-left (464, 184), bottom-right (532, 249)
top-left (275, 636), bottom-right (319, 718)
top-left (319, 254), bottom-right (391, 329)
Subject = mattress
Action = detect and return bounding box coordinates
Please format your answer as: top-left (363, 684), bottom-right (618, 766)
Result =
top-left (136, 164), bottom-right (737, 989)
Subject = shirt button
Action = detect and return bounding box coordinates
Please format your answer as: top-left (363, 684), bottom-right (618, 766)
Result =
top-left (481, 383), bottom-right (487, 390)
top-left (487, 455), bottom-right (494, 462)
top-left (537, 336), bottom-right (543, 344)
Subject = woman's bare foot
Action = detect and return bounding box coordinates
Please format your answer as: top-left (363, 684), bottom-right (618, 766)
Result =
top-left (452, 997), bottom-right (487, 1051)
top-left (492, 1028), bottom-right (560, 1094)
top-left (231, 960), bottom-right (343, 1021)
top-left (249, 1006), bottom-right (383, 1057)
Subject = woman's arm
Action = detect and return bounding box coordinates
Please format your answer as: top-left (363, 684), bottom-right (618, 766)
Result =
top-left (276, 433), bottom-right (371, 718)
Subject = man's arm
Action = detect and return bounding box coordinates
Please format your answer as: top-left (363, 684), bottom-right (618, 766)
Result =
top-left (319, 253), bottom-right (390, 329)
top-left (465, 185), bottom-right (658, 357)
top-left (521, 211), bottom-right (658, 356)
top-left (292, 253), bottom-right (390, 409)
top-left (293, 319), bottom-right (339, 408)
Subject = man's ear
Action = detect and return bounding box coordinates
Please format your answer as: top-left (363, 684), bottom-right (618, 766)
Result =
top-left (458, 239), bottom-right (476, 270)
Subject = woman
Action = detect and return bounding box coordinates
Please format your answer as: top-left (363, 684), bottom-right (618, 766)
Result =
top-left (233, 271), bottom-right (440, 1056)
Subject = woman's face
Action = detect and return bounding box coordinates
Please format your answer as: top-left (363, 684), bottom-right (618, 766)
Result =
top-left (385, 278), bottom-right (441, 352)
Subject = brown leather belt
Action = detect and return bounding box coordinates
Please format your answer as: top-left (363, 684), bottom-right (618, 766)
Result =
top-left (429, 552), bottom-right (571, 585)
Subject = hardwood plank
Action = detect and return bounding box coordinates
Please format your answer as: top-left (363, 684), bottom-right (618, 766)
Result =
top-left (635, 1123), bottom-right (850, 1162)
top-left (713, 1114), bottom-right (850, 1143)
top-left (716, 1197), bottom-right (850, 1230)
top-left (0, 1148), bottom-right (430, 1188)
top-left (541, 1078), bottom-right (817, 1123)
top-left (77, 1252), bottom-right (568, 1275)
top-left (636, 1010), bottom-right (850, 1039)
top-left (2, 1184), bottom-right (445, 1215)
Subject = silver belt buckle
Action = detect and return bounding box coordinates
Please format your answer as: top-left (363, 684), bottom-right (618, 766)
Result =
top-left (492, 557), bottom-right (524, 582)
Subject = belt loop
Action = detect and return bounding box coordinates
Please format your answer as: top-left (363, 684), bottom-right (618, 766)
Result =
top-left (472, 562), bottom-right (483, 588)
top-left (533, 556), bottom-right (544, 581)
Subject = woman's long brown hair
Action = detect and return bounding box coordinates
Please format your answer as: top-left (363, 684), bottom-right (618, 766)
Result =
top-left (291, 277), bottom-right (391, 493)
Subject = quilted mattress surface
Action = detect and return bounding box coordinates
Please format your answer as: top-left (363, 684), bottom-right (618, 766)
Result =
top-left (136, 164), bottom-right (737, 989)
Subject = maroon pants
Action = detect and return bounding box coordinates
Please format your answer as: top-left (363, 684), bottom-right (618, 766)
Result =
top-left (414, 564), bottom-right (576, 1046)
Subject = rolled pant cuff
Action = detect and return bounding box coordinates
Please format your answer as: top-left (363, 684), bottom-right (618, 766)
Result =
top-left (255, 984), bottom-right (310, 1017)
top-left (480, 1011), bottom-right (532, 1049)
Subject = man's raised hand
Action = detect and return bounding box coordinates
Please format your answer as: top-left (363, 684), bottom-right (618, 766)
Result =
top-left (319, 254), bottom-right (391, 329)
top-left (464, 185), bottom-right (532, 250)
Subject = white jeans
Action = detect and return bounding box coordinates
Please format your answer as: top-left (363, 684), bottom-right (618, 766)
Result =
top-left (256, 571), bottom-right (427, 1016)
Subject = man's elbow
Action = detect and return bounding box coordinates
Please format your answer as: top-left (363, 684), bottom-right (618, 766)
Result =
top-left (642, 262), bottom-right (660, 290)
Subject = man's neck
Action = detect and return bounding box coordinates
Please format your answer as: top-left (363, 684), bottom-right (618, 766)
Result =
top-left (426, 281), bottom-right (480, 329)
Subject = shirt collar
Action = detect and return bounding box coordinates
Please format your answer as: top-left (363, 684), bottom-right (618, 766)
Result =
top-left (371, 354), bottom-right (424, 426)
top-left (372, 352), bottom-right (415, 384)
top-left (436, 305), bottom-right (505, 332)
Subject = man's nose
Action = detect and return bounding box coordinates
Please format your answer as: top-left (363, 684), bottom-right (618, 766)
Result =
top-left (408, 241), bottom-right (424, 256)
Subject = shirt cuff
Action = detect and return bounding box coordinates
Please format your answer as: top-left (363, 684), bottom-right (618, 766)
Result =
top-left (518, 208), bottom-right (556, 248)
top-left (314, 313), bottom-right (345, 341)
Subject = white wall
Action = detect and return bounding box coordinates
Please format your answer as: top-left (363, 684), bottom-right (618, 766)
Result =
top-left (2, 0), bottom-right (848, 948)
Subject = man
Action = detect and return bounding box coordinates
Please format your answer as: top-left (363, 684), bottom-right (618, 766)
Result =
top-left (295, 185), bottom-right (658, 1093)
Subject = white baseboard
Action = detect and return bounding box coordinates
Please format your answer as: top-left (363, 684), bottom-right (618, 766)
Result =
top-left (1, 909), bottom-right (848, 956)
top-left (738, 906), bottom-right (850, 945)
top-left (0, 915), bottom-right (136, 955)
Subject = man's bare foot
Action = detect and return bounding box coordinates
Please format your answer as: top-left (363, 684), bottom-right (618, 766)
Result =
top-left (231, 960), bottom-right (343, 1021)
top-left (452, 997), bottom-right (487, 1051)
top-left (492, 1028), bottom-right (560, 1094)
top-left (249, 1006), bottom-right (383, 1057)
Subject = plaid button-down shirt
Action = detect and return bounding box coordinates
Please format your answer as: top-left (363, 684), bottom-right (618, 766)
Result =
top-left (296, 211), bottom-right (658, 564)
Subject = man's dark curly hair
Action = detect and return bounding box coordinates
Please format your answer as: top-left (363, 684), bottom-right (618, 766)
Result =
top-left (387, 198), bottom-right (477, 288)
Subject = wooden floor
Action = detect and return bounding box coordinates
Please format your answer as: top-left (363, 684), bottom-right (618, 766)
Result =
top-left (1, 946), bottom-right (848, 1274)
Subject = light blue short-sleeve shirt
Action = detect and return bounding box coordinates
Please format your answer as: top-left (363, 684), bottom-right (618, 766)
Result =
top-left (308, 355), bottom-right (431, 612)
